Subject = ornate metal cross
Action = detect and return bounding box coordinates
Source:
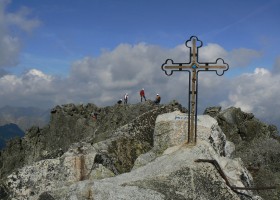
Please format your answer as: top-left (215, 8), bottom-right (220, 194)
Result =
top-left (161, 36), bottom-right (229, 145)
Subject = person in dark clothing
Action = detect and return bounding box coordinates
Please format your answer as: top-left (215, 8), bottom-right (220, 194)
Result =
top-left (154, 94), bottom-right (161, 104)
top-left (117, 99), bottom-right (123, 104)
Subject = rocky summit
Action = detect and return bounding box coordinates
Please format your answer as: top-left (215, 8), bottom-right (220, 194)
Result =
top-left (0, 101), bottom-right (279, 200)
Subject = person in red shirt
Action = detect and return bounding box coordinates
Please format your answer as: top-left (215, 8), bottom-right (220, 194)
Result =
top-left (140, 88), bottom-right (146, 102)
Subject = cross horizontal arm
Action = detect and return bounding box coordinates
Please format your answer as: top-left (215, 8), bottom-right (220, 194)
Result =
top-left (162, 58), bottom-right (229, 76)
top-left (164, 65), bottom-right (193, 69)
top-left (164, 65), bottom-right (227, 69)
top-left (200, 65), bottom-right (227, 69)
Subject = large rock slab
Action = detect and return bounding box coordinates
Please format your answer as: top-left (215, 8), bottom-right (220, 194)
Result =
top-left (43, 138), bottom-right (258, 200)
top-left (153, 111), bottom-right (221, 153)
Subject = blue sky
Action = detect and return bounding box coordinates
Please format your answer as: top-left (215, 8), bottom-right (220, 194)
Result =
top-left (6, 0), bottom-right (280, 75)
top-left (1, 0), bottom-right (280, 128)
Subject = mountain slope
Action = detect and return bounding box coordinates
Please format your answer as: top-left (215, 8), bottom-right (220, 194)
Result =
top-left (2, 112), bottom-right (262, 199)
top-left (0, 101), bottom-right (185, 179)
top-left (0, 102), bottom-right (279, 199)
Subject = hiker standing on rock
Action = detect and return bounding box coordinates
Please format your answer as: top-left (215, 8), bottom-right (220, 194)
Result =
top-left (154, 94), bottom-right (161, 105)
top-left (140, 88), bottom-right (146, 102)
top-left (124, 93), bottom-right (128, 104)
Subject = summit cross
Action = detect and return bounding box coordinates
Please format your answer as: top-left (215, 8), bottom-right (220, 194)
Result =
top-left (161, 36), bottom-right (229, 145)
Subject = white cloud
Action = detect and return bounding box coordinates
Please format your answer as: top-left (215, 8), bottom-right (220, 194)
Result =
top-left (199, 43), bottom-right (228, 62)
top-left (0, 42), bottom-right (263, 107)
top-left (0, 30), bottom-right (21, 67)
top-left (0, 0), bottom-right (40, 67)
top-left (6, 6), bottom-right (40, 32)
top-left (227, 48), bottom-right (262, 68)
top-left (65, 42), bottom-right (263, 108)
top-left (68, 43), bottom-right (170, 105)
top-left (0, 69), bottom-right (55, 99)
top-left (0, 40), bottom-right (279, 128)
top-left (199, 43), bottom-right (261, 68)
top-left (221, 66), bottom-right (280, 126)
top-left (24, 69), bottom-right (53, 81)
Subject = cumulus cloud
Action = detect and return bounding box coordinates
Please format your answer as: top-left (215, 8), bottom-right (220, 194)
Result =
top-left (199, 43), bottom-right (228, 62)
top-left (221, 66), bottom-right (280, 126)
top-left (67, 43), bottom-right (277, 128)
top-left (0, 69), bottom-right (56, 107)
top-left (62, 42), bottom-right (263, 108)
top-left (1, 40), bottom-right (279, 128)
top-left (0, 35), bottom-right (20, 67)
top-left (199, 43), bottom-right (261, 68)
top-left (0, 42), bottom-right (263, 106)
top-left (0, 42), bottom-right (229, 107)
top-left (0, 0), bottom-right (40, 67)
top-left (226, 48), bottom-right (262, 68)
top-left (68, 43), bottom-right (171, 105)
top-left (6, 6), bottom-right (40, 32)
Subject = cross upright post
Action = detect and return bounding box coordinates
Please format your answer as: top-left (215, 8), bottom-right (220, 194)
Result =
top-left (161, 36), bottom-right (229, 145)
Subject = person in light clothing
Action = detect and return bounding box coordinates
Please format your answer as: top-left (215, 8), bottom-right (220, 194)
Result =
top-left (124, 93), bottom-right (128, 104)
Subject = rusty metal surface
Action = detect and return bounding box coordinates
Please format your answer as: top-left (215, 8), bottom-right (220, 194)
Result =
top-left (161, 36), bottom-right (229, 145)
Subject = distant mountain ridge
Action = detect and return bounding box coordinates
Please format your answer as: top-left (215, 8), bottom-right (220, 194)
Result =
top-left (0, 106), bottom-right (50, 150)
top-left (0, 123), bottom-right (25, 149)
top-left (0, 105), bottom-right (50, 131)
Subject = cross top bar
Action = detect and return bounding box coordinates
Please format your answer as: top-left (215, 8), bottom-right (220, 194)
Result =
top-left (162, 36), bottom-right (229, 76)
top-left (161, 36), bottom-right (229, 145)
